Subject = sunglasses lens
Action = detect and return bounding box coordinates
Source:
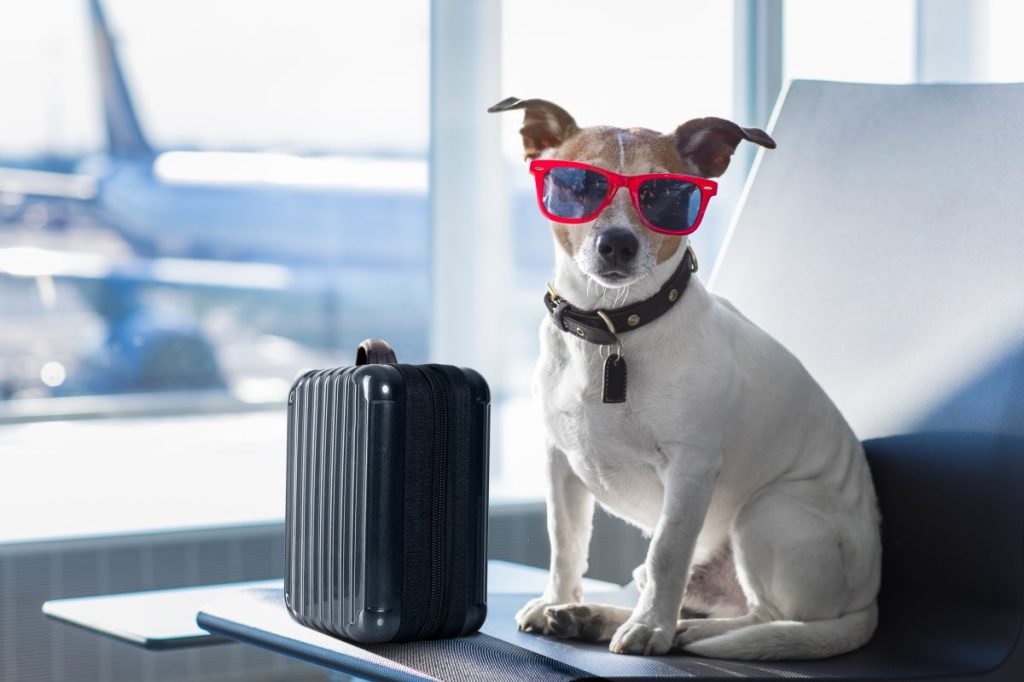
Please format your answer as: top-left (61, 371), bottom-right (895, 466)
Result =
top-left (542, 167), bottom-right (610, 220)
top-left (638, 179), bottom-right (702, 232)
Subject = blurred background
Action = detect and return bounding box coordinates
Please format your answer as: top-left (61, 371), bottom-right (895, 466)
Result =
top-left (1, 1), bottom-right (1022, 680)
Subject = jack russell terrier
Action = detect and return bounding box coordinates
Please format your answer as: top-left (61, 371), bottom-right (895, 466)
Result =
top-left (488, 97), bottom-right (881, 659)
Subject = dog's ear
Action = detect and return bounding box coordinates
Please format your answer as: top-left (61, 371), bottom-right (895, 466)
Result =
top-left (673, 117), bottom-right (776, 178)
top-left (488, 97), bottom-right (580, 160)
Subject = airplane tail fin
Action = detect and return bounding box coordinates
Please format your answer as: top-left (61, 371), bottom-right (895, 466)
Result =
top-left (683, 604), bottom-right (878, 660)
top-left (88, 0), bottom-right (153, 159)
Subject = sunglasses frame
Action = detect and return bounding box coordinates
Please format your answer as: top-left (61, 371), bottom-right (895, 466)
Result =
top-left (529, 159), bottom-right (718, 236)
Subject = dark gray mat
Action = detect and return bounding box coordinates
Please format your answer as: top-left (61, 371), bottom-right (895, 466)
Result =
top-left (198, 587), bottom-right (1016, 680)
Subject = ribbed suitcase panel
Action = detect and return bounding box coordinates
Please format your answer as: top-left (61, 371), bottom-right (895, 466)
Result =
top-left (283, 373), bottom-right (298, 612)
top-left (324, 368), bottom-right (342, 634)
top-left (286, 367), bottom-right (381, 639)
top-left (301, 369), bottom-right (324, 630)
top-left (312, 369), bottom-right (327, 631)
top-left (340, 366), bottom-right (362, 636)
top-left (324, 367), bottom-right (341, 634)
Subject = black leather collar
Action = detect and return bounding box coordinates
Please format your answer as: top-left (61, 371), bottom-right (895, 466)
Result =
top-left (544, 245), bottom-right (697, 345)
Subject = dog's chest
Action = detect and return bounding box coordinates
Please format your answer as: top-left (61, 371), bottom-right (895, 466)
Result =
top-left (537, 337), bottom-right (671, 517)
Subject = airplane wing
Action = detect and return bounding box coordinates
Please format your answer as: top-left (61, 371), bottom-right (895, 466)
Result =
top-left (0, 245), bottom-right (429, 359)
top-left (0, 167), bottom-right (98, 202)
top-left (0, 246), bottom-right (291, 291)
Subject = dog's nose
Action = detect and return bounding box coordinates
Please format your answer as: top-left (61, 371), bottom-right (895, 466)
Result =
top-left (596, 229), bottom-right (639, 265)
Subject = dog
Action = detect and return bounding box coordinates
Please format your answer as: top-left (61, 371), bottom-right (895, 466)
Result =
top-left (488, 97), bottom-right (881, 659)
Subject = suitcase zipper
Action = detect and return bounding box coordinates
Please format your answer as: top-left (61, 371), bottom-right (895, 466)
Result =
top-left (417, 366), bottom-right (450, 637)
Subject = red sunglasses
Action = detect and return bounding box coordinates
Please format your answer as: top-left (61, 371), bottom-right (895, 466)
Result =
top-left (529, 159), bottom-right (718, 235)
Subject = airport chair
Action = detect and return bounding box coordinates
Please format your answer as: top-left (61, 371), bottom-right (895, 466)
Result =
top-left (706, 79), bottom-right (1024, 680)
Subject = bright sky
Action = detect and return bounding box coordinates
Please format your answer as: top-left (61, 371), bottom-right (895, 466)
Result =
top-left (1, 1), bottom-right (1023, 159)
top-left (0, 0), bottom-right (431, 156)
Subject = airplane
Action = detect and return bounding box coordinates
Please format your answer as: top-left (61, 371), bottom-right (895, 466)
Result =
top-left (0, 0), bottom-right (484, 402)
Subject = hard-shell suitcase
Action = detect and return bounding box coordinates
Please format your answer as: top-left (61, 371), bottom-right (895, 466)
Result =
top-left (284, 339), bottom-right (490, 643)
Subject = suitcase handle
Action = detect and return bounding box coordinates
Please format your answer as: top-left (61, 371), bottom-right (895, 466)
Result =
top-left (355, 339), bottom-right (398, 365)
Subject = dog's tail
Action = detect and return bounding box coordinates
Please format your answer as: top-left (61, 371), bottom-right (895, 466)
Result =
top-left (683, 603), bottom-right (878, 660)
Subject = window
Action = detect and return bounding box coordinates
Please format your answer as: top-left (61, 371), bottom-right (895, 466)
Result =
top-left (111, 0), bottom-right (429, 154)
top-left (0, 0), bottom-right (438, 560)
top-left (0, 1), bottom-right (101, 158)
top-left (784, 0), bottom-right (917, 84)
top-left (985, 0), bottom-right (1024, 82)
top-left (0, 0), bottom-right (430, 413)
top-left (9, 0), bottom-right (1015, 532)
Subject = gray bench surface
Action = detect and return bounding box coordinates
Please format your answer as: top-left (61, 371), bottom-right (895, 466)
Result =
top-left (41, 560), bottom-right (615, 651)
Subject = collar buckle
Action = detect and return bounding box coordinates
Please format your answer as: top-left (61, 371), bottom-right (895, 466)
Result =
top-left (686, 244), bottom-right (699, 272)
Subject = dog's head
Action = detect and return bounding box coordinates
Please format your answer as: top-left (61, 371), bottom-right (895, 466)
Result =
top-left (490, 97), bottom-right (775, 288)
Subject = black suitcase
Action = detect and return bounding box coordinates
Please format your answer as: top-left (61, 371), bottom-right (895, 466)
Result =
top-left (284, 339), bottom-right (490, 643)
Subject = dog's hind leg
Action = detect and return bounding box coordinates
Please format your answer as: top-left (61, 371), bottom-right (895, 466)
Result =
top-left (544, 603), bottom-right (633, 642)
top-left (678, 484), bottom-right (879, 659)
top-left (682, 545), bottom-right (748, 619)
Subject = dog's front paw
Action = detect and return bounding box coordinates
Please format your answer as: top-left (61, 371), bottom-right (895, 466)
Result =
top-left (515, 597), bottom-right (560, 634)
top-left (609, 618), bottom-right (675, 655)
top-left (543, 603), bottom-right (615, 642)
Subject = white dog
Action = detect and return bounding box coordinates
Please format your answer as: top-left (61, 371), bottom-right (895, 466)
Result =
top-left (489, 97), bottom-right (881, 659)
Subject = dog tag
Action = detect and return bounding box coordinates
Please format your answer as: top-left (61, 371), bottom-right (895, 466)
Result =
top-left (602, 354), bottom-right (627, 403)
